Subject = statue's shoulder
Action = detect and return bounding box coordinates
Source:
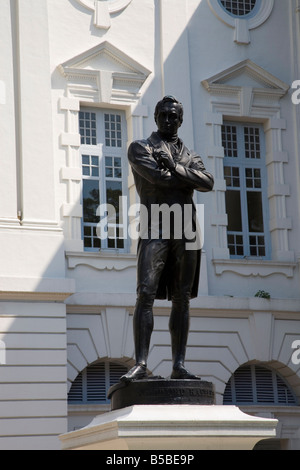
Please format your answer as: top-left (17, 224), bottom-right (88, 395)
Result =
top-left (128, 138), bottom-right (153, 164)
top-left (128, 138), bottom-right (150, 154)
top-left (129, 138), bottom-right (149, 149)
top-left (128, 132), bottom-right (158, 154)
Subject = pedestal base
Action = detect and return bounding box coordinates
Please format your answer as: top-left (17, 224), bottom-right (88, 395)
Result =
top-left (60, 405), bottom-right (278, 450)
top-left (108, 379), bottom-right (215, 410)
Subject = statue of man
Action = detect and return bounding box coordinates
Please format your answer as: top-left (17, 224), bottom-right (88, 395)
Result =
top-left (121, 96), bottom-right (214, 381)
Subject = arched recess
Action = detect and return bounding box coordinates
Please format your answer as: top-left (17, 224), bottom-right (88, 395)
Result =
top-left (66, 307), bottom-right (136, 391)
top-left (67, 358), bottom-right (131, 404)
top-left (222, 360), bottom-right (300, 405)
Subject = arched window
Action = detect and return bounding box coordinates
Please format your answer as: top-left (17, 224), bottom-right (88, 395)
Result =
top-left (223, 365), bottom-right (297, 406)
top-left (68, 361), bottom-right (128, 404)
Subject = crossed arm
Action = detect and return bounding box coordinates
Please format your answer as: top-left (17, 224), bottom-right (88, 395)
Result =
top-left (128, 140), bottom-right (214, 192)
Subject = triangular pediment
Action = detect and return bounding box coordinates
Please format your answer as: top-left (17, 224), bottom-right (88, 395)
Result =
top-left (59, 41), bottom-right (151, 104)
top-left (59, 41), bottom-right (151, 78)
top-left (202, 60), bottom-right (289, 94)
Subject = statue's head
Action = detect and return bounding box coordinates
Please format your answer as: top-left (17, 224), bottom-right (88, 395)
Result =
top-left (154, 96), bottom-right (183, 137)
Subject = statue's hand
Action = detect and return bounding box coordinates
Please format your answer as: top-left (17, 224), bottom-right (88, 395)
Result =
top-left (156, 150), bottom-right (176, 171)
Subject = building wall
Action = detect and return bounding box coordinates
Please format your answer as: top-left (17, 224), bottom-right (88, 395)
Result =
top-left (0, 0), bottom-right (300, 450)
top-left (0, 0), bottom-right (74, 450)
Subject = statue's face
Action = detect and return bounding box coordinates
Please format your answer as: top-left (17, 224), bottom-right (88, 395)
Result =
top-left (155, 101), bottom-right (182, 137)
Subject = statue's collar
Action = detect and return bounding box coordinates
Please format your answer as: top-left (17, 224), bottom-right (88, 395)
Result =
top-left (148, 131), bottom-right (183, 151)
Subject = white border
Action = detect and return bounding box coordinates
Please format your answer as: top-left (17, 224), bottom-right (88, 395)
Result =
top-left (207, 0), bottom-right (274, 44)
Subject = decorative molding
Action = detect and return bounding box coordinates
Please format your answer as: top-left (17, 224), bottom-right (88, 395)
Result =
top-left (207, 0), bottom-right (274, 44)
top-left (76, 0), bottom-right (133, 29)
top-left (66, 307), bottom-right (133, 387)
top-left (59, 41), bottom-right (151, 104)
top-left (58, 42), bottom-right (151, 251)
top-left (66, 251), bottom-right (137, 271)
top-left (212, 259), bottom-right (296, 278)
top-left (202, 59), bottom-right (289, 100)
top-left (202, 60), bottom-right (293, 264)
top-left (0, 276), bottom-right (75, 301)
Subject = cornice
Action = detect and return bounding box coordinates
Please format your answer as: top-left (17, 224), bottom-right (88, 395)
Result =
top-left (59, 41), bottom-right (151, 104)
top-left (202, 59), bottom-right (289, 95)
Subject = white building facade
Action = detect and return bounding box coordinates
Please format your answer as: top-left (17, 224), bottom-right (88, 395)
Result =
top-left (0, 0), bottom-right (300, 450)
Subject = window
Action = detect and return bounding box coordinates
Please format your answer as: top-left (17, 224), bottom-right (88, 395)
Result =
top-left (218, 0), bottom-right (260, 18)
top-left (68, 361), bottom-right (128, 404)
top-left (223, 365), bottom-right (297, 406)
top-left (79, 108), bottom-right (127, 251)
top-left (208, 0), bottom-right (273, 45)
top-left (222, 122), bottom-right (270, 259)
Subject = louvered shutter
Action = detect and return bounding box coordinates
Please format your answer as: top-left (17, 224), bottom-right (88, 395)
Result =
top-left (68, 372), bottom-right (83, 403)
top-left (276, 374), bottom-right (296, 405)
top-left (86, 362), bottom-right (106, 402)
top-left (223, 379), bottom-right (232, 404)
top-left (223, 365), bottom-right (297, 406)
top-left (255, 366), bottom-right (274, 403)
top-left (234, 366), bottom-right (253, 403)
top-left (68, 361), bottom-right (129, 404)
top-left (109, 363), bottom-right (128, 387)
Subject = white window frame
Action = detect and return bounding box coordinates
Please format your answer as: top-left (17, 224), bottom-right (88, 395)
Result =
top-left (80, 107), bottom-right (129, 252)
top-left (58, 41), bottom-right (150, 272)
top-left (202, 60), bottom-right (295, 279)
top-left (223, 121), bottom-right (271, 260)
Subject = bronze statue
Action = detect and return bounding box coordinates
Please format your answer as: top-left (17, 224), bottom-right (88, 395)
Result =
top-left (121, 96), bottom-right (214, 382)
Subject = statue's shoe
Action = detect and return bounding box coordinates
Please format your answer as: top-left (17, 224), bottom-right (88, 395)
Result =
top-left (120, 363), bottom-right (148, 382)
top-left (171, 365), bottom-right (201, 380)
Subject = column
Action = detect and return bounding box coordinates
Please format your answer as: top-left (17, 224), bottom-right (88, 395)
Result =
top-left (0, 0), bottom-right (18, 223)
top-left (17, 0), bottom-right (56, 226)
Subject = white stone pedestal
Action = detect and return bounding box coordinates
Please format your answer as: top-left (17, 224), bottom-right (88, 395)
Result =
top-left (60, 405), bottom-right (278, 450)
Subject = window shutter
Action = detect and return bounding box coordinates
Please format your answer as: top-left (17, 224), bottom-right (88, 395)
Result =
top-left (223, 364), bottom-right (297, 406)
top-left (68, 372), bottom-right (83, 403)
top-left (255, 366), bottom-right (274, 403)
top-left (223, 379), bottom-right (232, 404)
top-left (86, 362), bottom-right (106, 402)
top-left (276, 374), bottom-right (296, 405)
top-left (68, 361), bottom-right (129, 404)
top-left (234, 366), bottom-right (253, 403)
top-left (109, 363), bottom-right (128, 387)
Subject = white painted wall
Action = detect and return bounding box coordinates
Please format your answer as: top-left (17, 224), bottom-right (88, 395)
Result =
top-left (0, 302), bottom-right (68, 450)
top-left (0, 0), bottom-right (299, 450)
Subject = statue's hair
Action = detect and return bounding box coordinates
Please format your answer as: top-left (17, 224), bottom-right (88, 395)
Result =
top-left (154, 95), bottom-right (183, 123)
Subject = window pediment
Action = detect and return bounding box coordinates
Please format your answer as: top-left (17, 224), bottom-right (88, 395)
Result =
top-left (202, 59), bottom-right (289, 99)
top-left (59, 41), bottom-right (151, 103)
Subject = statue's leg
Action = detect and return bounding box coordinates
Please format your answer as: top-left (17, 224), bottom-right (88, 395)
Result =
top-left (169, 294), bottom-right (190, 374)
top-left (169, 240), bottom-right (200, 379)
top-left (121, 239), bottom-right (169, 382)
